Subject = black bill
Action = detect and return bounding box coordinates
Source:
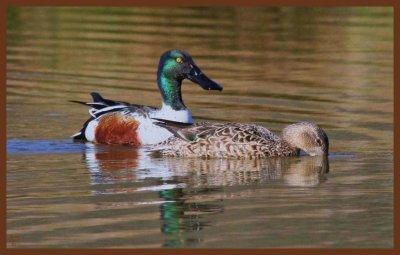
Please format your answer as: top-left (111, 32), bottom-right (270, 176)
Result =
top-left (187, 64), bottom-right (223, 91)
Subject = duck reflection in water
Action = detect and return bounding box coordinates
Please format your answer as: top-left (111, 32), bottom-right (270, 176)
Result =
top-left (82, 143), bottom-right (329, 246)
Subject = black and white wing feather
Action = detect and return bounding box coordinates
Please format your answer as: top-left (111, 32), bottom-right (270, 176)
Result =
top-left (70, 92), bottom-right (156, 140)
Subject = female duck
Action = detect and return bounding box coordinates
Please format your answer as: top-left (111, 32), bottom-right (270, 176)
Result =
top-left (71, 49), bottom-right (223, 146)
top-left (151, 120), bottom-right (329, 159)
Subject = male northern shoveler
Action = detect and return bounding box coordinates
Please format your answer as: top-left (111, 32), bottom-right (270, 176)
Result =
top-left (150, 120), bottom-right (329, 159)
top-left (71, 49), bottom-right (223, 146)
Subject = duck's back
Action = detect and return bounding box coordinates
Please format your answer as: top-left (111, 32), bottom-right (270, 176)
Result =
top-left (155, 122), bottom-right (298, 159)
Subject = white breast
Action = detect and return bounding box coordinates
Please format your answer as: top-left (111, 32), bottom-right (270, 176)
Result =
top-left (137, 104), bottom-right (194, 145)
top-left (137, 116), bottom-right (174, 145)
top-left (151, 103), bottom-right (194, 124)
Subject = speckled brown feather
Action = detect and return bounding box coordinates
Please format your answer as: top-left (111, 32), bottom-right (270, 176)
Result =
top-left (152, 122), bottom-right (299, 159)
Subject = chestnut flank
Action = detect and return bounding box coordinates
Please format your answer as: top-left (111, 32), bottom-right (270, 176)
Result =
top-left (95, 114), bottom-right (141, 146)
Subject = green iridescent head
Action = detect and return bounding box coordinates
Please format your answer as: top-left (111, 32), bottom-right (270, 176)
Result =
top-left (157, 49), bottom-right (223, 110)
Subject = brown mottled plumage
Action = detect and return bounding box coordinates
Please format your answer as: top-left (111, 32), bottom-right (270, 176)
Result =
top-left (150, 120), bottom-right (329, 159)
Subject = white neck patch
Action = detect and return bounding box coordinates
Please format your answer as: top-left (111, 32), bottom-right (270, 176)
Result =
top-left (151, 103), bottom-right (194, 124)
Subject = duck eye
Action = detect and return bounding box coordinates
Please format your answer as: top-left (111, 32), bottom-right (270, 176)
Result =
top-left (175, 57), bottom-right (184, 64)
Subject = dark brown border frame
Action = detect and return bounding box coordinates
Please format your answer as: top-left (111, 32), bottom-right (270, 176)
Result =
top-left (1, 1), bottom-right (398, 255)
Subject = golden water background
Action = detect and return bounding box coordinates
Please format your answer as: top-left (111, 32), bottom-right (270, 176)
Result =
top-left (7, 7), bottom-right (393, 248)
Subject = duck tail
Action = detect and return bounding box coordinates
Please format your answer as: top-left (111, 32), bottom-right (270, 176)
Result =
top-left (71, 130), bottom-right (85, 140)
top-left (68, 100), bottom-right (89, 106)
top-left (90, 92), bottom-right (130, 107)
top-left (90, 92), bottom-right (104, 103)
top-left (70, 92), bottom-right (127, 110)
top-left (71, 117), bottom-right (93, 141)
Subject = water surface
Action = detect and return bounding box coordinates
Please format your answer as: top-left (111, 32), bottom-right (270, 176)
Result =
top-left (7, 7), bottom-right (393, 248)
